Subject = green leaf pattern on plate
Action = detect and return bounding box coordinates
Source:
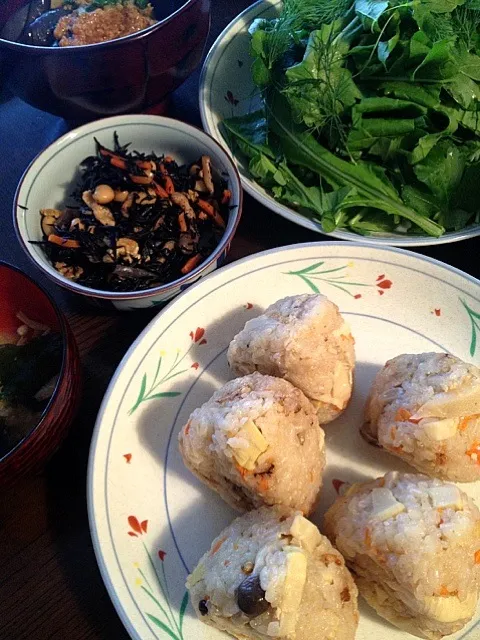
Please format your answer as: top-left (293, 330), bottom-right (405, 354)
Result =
top-left (461, 298), bottom-right (480, 357)
top-left (129, 327), bottom-right (207, 415)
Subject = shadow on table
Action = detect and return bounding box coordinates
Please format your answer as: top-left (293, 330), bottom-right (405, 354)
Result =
top-left (39, 311), bottom-right (158, 639)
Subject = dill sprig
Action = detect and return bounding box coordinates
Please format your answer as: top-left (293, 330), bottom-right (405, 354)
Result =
top-left (260, 0), bottom-right (353, 70)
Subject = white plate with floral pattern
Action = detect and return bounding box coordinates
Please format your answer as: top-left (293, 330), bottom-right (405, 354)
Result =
top-left (88, 242), bottom-right (480, 640)
top-left (199, 0), bottom-right (480, 247)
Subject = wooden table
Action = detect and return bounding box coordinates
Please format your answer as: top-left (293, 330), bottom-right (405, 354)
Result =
top-left (0, 2), bottom-right (479, 639)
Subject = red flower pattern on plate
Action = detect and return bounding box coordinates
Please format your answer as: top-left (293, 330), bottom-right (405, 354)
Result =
top-left (244, 302), bottom-right (253, 310)
top-left (191, 362), bottom-right (199, 370)
top-left (158, 550), bottom-right (167, 561)
top-left (124, 453), bottom-right (132, 463)
top-left (434, 308), bottom-right (441, 316)
top-left (225, 90), bottom-right (239, 106)
top-left (190, 327), bottom-right (207, 345)
top-left (128, 516), bottom-right (148, 537)
top-left (376, 274), bottom-right (392, 295)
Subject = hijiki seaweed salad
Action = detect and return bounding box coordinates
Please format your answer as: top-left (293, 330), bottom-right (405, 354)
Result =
top-left (36, 134), bottom-right (232, 292)
top-left (222, 0), bottom-right (480, 238)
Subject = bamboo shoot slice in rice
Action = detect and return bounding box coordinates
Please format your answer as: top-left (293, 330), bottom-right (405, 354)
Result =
top-left (187, 507), bottom-right (359, 640)
top-left (324, 472), bottom-right (480, 640)
top-left (178, 373), bottom-right (325, 515)
top-left (362, 353), bottom-right (480, 481)
top-left (227, 294), bottom-right (355, 423)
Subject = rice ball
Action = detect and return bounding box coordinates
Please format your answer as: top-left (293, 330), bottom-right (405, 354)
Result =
top-left (362, 353), bottom-right (480, 481)
top-left (227, 294), bottom-right (355, 423)
top-left (324, 472), bottom-right (480, 640)
top-left (187, 506), bottom-right (359, 640)
top-left (178, 372), bottom-right (325, 515)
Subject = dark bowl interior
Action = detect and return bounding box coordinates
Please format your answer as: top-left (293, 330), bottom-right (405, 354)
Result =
top-left (0, 0), bottom-right (211, 120)
top-left (0, 262), bottom-right (81, 486)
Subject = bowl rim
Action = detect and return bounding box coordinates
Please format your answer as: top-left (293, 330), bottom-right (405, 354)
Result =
top-left (198, 0), bottom-right (480, 248)
top-left (0, 0), bottom-right (203, 53)
top-left (13, 113), bottom-right (243, 300)
top-left (0, 260), bottom-right (70, 466)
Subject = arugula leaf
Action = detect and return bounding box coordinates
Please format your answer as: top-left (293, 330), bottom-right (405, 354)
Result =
top-left (414, 140), bottom-right (465, 209)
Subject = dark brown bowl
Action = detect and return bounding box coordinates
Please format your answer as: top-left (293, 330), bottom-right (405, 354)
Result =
top-left (0, 0), bottom-right (211, 121)
top-left (0, 262), bottom-right (82, 487)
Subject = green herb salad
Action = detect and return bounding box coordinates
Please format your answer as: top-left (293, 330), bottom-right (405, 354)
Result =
top-left (222, 0), bottom-right (480, 237)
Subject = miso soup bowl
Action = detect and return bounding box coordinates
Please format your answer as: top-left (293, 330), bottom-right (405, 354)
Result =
top-left (14, 115), bottom-right (243, 311)
top-left (0, 262), bottom-right (81, 487)
top-left (0, 0), bottom-right (210, 121)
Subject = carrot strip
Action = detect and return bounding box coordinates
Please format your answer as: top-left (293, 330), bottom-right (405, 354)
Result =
top-left (395, 408), bottom-right (411, 422)
top-left (475, 550), bottom-right (480, 564)
top-left (198, 199), bottom-right (226, 227)
top-left (178, 213), bottom-right (187, 233)
top-left (100, 149), bottom-right (128, 170)
top-left (197, 199), bottom-right (216, 217)
top-left (221, 189), bottom-right (232, 205)
top-left (181, 254), bottom-right (202, 274)
top-left (152, 181), bottom-right (169, 198)
top-left (136, 160), bottom-right (152, 170)
top-left (111, 156), bottom-right (127, 170)
top-left (48, 234), bottom-right (80, 248)
top-left (212, 212), bottom-right (226, 228)
top-left (130, 174), bottom-right (152, 185)
top-left (258, 475), bottom-right (269, 492)
top-left (210, 537), bottom-right (227, 556)
top-left (459, 415), bottom-right (480, 431)
top-left (164, 176), bottom-right (175, 194)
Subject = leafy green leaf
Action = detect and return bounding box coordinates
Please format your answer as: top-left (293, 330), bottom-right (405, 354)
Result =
top-left (446, 75), bottom-right (480, 109)
top-left (284, 26), bottom-right (361, 136)
top-left (414, 140), bottom-right (465, 208)
top-left (222, 111), bottom-right (273, 159)
top-left (347, 119), bottom-right (417, 151)
top-left (402, 184), bottom-right (440, 217)
top-left (419, 0), bottom-right (466, 14)
top-left (410, 133), bottom-right (443, 164)
top-left (413, 39), bottom-right (457, 80)
top-left (355, 0), bottom-right (389, 23)
top-left (456, 48), bottom-right (480, 80)
top-left (451, 164), bottom-right (480, 214)
top-left (380, 82), bottom-right (440, 108)
top-left (268, 92), bottom-right (444, 236)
